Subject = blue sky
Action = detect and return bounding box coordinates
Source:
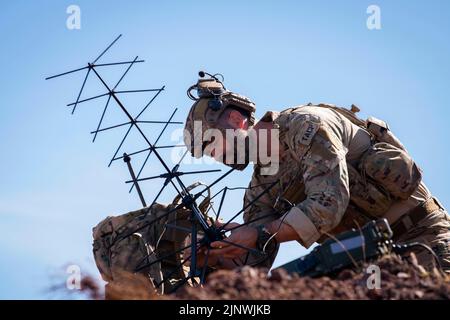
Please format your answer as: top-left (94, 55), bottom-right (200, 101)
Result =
top-left (0, 0), bottom-right (449, 299)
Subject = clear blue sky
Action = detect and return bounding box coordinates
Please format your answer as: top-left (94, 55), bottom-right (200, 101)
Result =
top-left (1, 0), bottom-right (449, 299)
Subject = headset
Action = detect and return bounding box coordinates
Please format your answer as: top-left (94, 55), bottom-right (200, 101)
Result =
top-left (187, 71), bottom-right (227, 111)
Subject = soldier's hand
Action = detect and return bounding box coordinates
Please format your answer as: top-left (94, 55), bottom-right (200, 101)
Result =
top-left (184, 245), bottom-right (213, 267)
top-left (184, 243), bottom-right (241, 269)
top-left (209, 222), bottom-right (258, 259)
top-left (184, 221), bottom-right (258, 267)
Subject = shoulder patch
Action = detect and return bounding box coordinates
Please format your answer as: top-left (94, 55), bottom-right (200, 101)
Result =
top-left (296, 120), bottom-right (320, 146)
top-left (283, 116), bottom-right (321, 162)
top-left (287, 113), bottom-right (321, 147)
top-left (277, 111), bottom-right (321, 158)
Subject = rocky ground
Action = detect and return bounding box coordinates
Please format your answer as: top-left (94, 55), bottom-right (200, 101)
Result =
top-left (173, 254), bottom-right (450, 300)
top-left (79, 254), bottom-right (450, 300)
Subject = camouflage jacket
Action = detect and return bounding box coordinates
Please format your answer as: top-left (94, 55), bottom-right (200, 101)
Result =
top-left (243, 104), bottom-right (431, 248)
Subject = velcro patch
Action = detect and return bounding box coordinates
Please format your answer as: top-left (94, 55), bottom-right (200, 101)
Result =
top-left (293, 120), bottom-right (320, 147)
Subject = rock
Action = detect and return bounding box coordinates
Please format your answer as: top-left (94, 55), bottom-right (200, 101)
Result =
top-left (397, 272), bottom-right (410, 279)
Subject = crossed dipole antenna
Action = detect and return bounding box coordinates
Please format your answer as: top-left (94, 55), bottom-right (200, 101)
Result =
top-left (46, 35), bottom-right (281, 291)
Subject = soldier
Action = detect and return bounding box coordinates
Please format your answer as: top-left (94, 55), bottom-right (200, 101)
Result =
top-left (92, 71), bottom-right (450, 298)
top-left (183, 71), bottom-right (450, 272)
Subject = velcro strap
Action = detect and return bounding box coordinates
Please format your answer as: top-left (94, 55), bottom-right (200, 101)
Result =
top-left (392, 197), bottom-right (442, 237)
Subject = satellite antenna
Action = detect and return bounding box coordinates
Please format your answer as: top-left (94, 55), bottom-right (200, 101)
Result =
top-left (46, 35), bottom-right (280, 292)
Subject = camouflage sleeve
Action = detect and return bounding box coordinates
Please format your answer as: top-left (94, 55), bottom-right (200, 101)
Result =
top-left (281, 115), bottom-right (350, 248)
top-left (242, 169), bottom-right (281, 268)
top-left (243, 167), bottom-right (280, 227)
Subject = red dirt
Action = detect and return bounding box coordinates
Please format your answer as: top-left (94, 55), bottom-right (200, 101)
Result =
top-left (75, 253), bottom-right (450, 300)
top-left (172, 254), bottom-right (450, 300)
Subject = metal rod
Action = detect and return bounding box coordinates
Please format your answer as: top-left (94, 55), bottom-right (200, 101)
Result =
top-left (71, 68), bottom-right (91, 114)
top-left (91, 120), bottom-right (181, 135)
top-left (149, 183), bottom-right (167, 208)
top-left (46, 35), bottom-right (123, 81)
top-left (123, 153), bottom-right (147, 207)
top-left (91, 121), bottom-right (131, 134)
top-left (219, 239), bottom-right (261, 255)
top-left (111, 145), bottom-right (184, 161)
top-left (190, 212), bottom-right (199, 277)
top-left (135, 86), bottom-right (165, 119)
top-left (155, 255), bottom-right (192, 289)
top-left (94, 60), bottom-right (144, 67)
top-left (109, 124), bottom-right (133, 167)
top-left (145, 149), bottom-right (189, 207)
top-left (45, 66), bottom-right (89, 80)
top-left (130, 108), bottom-right (179, 193)
top-left (135, 242), bottom-right (195, 272)
top-left (137, 120), bottom-right (183, 124)
top-left (193, 168), bottom-right (235, 201)
top-left (216, 187), bottom-right (227, 222)
top-left (200, 247), bottom-right (211, 284)
top-left (219, 180), bottom-right (279, 231)
top-left (165, 223), bottom-right (192, 233)
top-left (125, 169), bottom-right (221, 183)
top-left (92, 94), bottom-right (112, 142)
top-left (112, 203), bottom-right (185, 248)
top-left (115, 89), bottom-right (163, 94)
top-left (225, 211), bottom-right (279, 233)
top-left (208, 182), bottom-right (274, 203)
top-left (93, 34), bottom-right (122, 64)
top-left (113, 55), bottom-right (139, 90)
top-left (67, 92), bottom-right (109, 107)
top-left (129, 150), bottom-right (154, 193)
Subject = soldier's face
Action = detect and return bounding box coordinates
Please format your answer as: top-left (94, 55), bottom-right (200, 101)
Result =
top-left (207, 109), bottom-right (250, 166)
top-left (218, 108), bottom-right (249, 131)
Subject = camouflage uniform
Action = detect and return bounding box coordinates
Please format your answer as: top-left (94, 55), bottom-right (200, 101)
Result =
top-left (244, 104), bottom-right (450, 271)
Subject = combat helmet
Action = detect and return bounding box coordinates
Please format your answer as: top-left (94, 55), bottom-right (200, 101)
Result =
top-left (184, 71), bottom-right (256, 158)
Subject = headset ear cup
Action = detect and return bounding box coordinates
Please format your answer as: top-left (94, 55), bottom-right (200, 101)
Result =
top-left (208, 98), bottom-right (223, 111)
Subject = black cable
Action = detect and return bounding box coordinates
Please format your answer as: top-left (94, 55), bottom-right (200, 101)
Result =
top-left (393, 242), bottom-right (442, 271)
top-left (187, 84), bottom-right (198, 101)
